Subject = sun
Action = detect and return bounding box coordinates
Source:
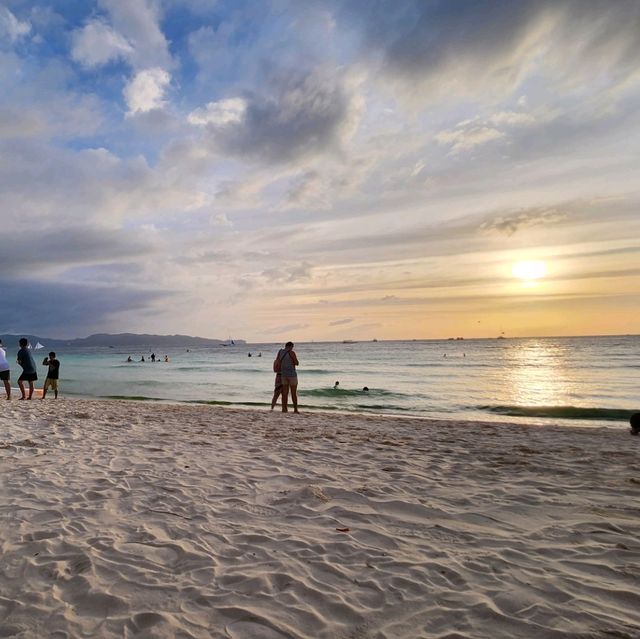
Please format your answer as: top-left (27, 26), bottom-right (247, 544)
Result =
top-left (512, 260), bottom-right (546, 282)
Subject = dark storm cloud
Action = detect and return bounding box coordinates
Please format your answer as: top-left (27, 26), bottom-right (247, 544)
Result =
top-left (207, 70), bottom-right (356, 163)
top-left (0, 227), bottom-right (156, 274)
top-left (334, 0), bottom-right (640, 91)
top-left (0, 278), bottom-right (172, 336)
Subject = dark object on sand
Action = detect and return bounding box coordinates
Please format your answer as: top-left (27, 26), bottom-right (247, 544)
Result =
top-left (630, 413), bottom-right (640, 436)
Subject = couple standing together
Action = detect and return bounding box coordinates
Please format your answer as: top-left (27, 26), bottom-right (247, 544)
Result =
top-left (271, 341), bottom-right (299, 413)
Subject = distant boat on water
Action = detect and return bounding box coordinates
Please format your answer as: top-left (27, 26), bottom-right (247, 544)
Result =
top-left (34, 342), bottom-right (44, 350)
top-left (372, 338), bottom-right (378, 342)
top-left (342, 340), bottom-right (356, 344)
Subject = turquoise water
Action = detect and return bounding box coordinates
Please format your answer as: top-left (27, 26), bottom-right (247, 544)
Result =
top-left (12, 335), bottom-right (639, 427)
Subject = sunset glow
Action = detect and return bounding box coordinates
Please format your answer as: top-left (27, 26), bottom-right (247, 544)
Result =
top-left (1, 2), bottom-right (639, 341)
top-left (512, 261), bottom-right (547, 282)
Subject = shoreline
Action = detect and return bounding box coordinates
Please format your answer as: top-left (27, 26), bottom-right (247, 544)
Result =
top-left (1, 398), bottom-right (638, 638)
top-left (16, 392), bottom-right (632, 430)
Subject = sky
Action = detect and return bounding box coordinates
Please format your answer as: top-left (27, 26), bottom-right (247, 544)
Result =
top-left (1, 0), bottom-right (639, 341)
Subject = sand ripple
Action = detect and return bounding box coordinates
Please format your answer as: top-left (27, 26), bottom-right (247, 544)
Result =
top-left (0, 400), bottom-right (639, 638)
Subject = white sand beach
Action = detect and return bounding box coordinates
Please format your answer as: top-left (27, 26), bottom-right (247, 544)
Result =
top-left (1, 399), bottom-right (639, 638)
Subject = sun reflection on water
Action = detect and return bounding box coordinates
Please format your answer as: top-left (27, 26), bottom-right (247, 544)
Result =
top-left (502, 340), bottom-right (577, 407)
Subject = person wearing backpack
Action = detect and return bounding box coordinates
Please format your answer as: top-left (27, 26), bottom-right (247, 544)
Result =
top-left (273, 341), bottom-right (299, 413)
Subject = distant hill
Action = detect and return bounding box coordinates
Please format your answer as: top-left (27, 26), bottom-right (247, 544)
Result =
top-left (0, 333), bottom-right (245, 349)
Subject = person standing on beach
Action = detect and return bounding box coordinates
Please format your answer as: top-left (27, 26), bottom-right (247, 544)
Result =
top-left (277, 341), bottom-right (299, 413)
top-left (41, 352), bottom-right (60, 399)
top-left (0, 340), bottom-right (11, 400)
top-left (16, 338), bottom-right (37, 400)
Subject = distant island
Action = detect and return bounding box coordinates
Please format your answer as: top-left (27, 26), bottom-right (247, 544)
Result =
top-left (0, 333), bottom-right (246, 349)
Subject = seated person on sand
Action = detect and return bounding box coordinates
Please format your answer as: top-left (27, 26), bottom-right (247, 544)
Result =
top-left (631, 413), bottom-right (640, 436)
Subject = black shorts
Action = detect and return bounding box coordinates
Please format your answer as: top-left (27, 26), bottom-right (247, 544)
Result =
top-left (0, 370), bottom-right (9, 381)
top-left (18, 372), bottom-right (37, 382)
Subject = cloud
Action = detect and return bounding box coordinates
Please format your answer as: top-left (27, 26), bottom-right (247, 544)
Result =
top-left (0, 278), bottom-right (171, 337)
top-left (211, 213), bottom-right (233, 227)
top-left (435, 108), bottom-right (538, 153)
top-left (285, 170), bottom-right (331, 208)
top-left (435, 125), bottom-right (504, 153)
top-left (188, 98), bottom-right (247, 126)
top-left (0, 227), bottom-right (156, 275)
top-left (124, 68), bottom-right (171, 114)
top-left (193, 69), bottom-right (362, 162)
top-left (264, 323), bottom-right (310, 335)
top-left (337, 0), bottom-right (640, 101)
top-left (479, 207), bottom-right (568, 236)
top-left (99, 0), bottom-right (171, 70)
top-left (62, 262), bottom-right (146, 283)
top-left (71, 19), bottom-right (134, 68)
top-left (261, 262), bottom-right (313, 283)
top-left (0, 106), bottom-right (46, 138)
top-left (488, 111), bottom-right (536, 127)
top-left (0, 6), bottom-right (30, 44)
top-left (329, 318), bottom-right (353, 326)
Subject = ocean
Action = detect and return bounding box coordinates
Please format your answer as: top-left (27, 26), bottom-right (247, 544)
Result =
top-left (8, 335), bottom-right (639, 428)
